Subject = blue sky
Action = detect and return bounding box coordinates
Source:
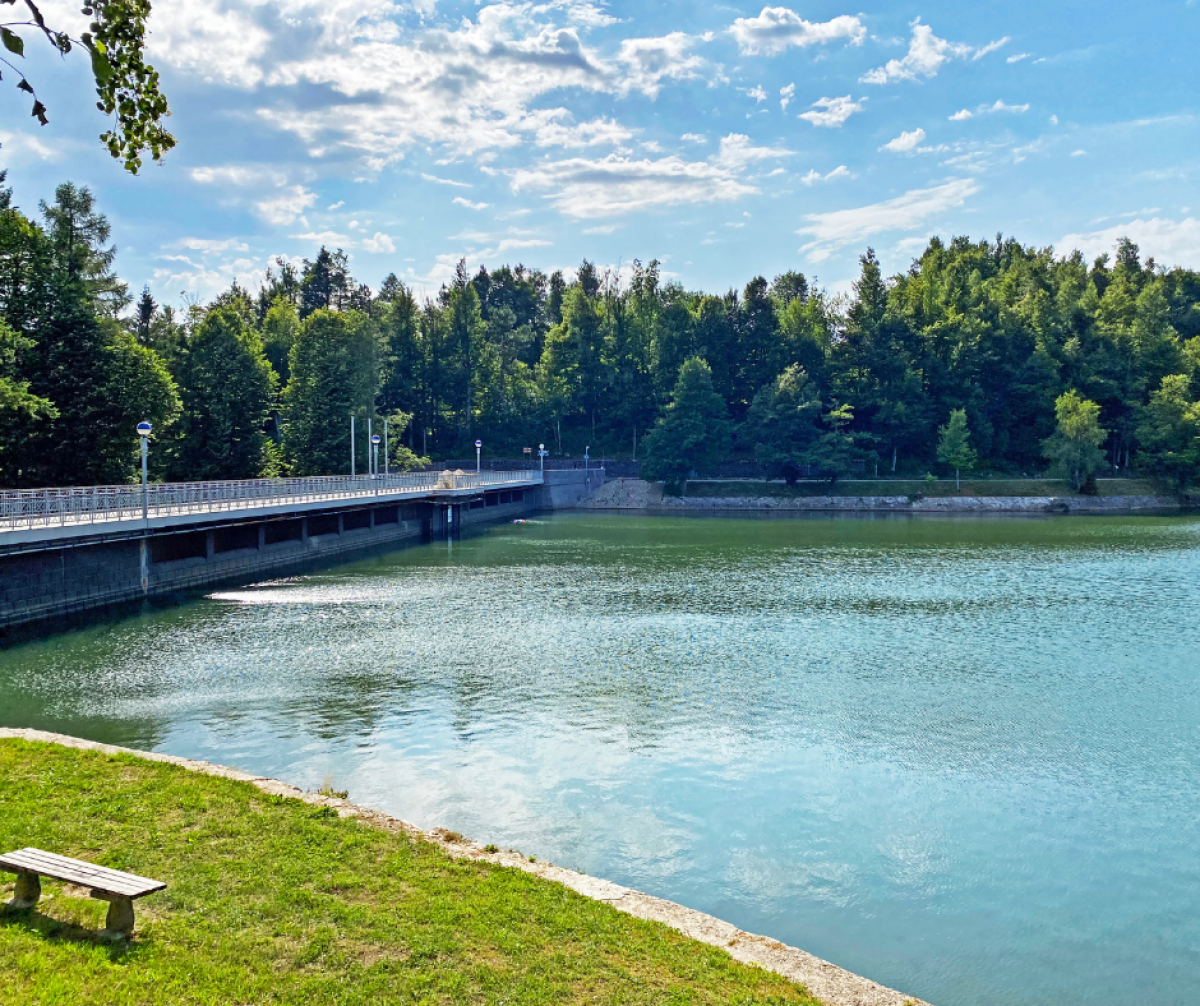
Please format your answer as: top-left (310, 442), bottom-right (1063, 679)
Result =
top-left (2, 1), bottom-right (1197, 303)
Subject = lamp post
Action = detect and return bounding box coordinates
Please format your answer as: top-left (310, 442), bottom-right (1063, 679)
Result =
top-left (136, 421), bottom-right (152, 522)
top-left (537, 443), bottom-right (548, 475)
top-left (371, 434), bottom-right (381, 479)
top-left (136, 421), bottom-right (152, 596)
top-left (475, 439), bottom-right (482, 474)
top-left (350, 415), bottom-right (356, 477)
top-left (384, 419), bottom-right (389, 479)
top-left (584, 445), bottom-right (589, 473)
top-left (367, 417), bottom-right (373, 475)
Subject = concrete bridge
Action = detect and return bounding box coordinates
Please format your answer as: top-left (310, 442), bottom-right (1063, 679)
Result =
top-left (0, 468), bottom-right (603, 634)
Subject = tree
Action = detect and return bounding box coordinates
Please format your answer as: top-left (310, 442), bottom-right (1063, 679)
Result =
top-left (282, 309), bottom-right (377, 476)
top-left (0, 0), bottom-right (174, 171)
top-left (40, 182), bottom-right (128, 316)
top-left (936, 409), bottom-right (977, 489)
top-left (1136, 374), bottom-right (1200, 490)
top-left (641, 357), bottom-right (730, 491)
top-left (743, 365), bottom-right (822, 484)
top-left (1042, 390), bottom-right (1108, 492)
top-left (0, 315), bottom-right (54, 481)
top-left (261, 296), bottom-right (300, 388)
top-left (300, 247), bottom-right (351, 318)
top-left (170, 306), bottom-right (276, 480)
top-left (805, 403), bottom-right (870, 483)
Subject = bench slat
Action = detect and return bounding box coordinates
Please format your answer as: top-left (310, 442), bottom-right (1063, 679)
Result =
top-left (0, 848), bottom-right (165, 898)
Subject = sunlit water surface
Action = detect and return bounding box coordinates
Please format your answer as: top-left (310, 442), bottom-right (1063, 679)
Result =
top-left (2, 512), bottom-right (1199, 1006)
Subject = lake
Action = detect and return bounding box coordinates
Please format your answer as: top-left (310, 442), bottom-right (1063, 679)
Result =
top-left (2, 511), bottom-right (1198, 1006)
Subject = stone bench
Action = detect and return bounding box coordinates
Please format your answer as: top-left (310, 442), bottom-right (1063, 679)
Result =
top-left (1, 847), bottom-right (165, 939)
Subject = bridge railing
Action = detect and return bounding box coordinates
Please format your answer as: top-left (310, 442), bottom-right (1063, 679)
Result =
top-left (0, 471), bottom-right (542, 532)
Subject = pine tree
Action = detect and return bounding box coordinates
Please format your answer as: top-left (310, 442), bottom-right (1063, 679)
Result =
top-left (744, 365), bottom-right (823, 484)
top-left (1042, 390), bottom-right (1108, 492)
top-left (282, 309), bottom-right (378, 475)
top-left (641, 357), bottom-right (730, 490)
top-left (936, 409), bottom-right (977, 489)
top-left (171, 306), bottom-right (276, 480)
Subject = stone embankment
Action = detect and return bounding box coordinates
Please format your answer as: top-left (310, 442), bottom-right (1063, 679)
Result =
top-left (0, 727), bottom-right (931, 1006)
top-left (579, 478), bottom-right (1183, 514)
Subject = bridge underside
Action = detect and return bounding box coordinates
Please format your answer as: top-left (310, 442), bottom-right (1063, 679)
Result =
top-left (0, 487), bottom-right (539, 635)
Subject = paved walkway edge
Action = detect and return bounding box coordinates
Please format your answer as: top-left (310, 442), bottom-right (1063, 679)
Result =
top-left (1, 727), bottom-right (929, 1006)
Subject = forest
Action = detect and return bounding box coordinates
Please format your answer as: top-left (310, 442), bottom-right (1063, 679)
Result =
top-left (1, 173), bottom-right (1199, 492)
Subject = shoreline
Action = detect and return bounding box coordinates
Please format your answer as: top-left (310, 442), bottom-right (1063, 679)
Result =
top-left (0, 727), bottom-right (931, 1006)
top-left (579, 478), bottom-right (1186, 514)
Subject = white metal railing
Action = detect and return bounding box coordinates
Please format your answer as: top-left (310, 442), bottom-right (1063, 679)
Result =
top-left (0, 470), bottom-right (542, 533)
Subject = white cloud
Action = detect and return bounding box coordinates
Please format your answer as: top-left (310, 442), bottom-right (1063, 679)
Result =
top-left (797, 178), bottom-right (980, 260)
top-left (531, 113), bottom-right (634, 148)
top-left (583, 224), bottom-right (621, 234)
top-left (253, 187), bottom-right (318, 225)
top-left (1050, 114), bottom-right (1059, 125)
top-left (616, 32), bottom-right (706, 97)
top-left (168, 4), bottom-right (708, 170)
top-left (421, 173), bottom-right (472, 188)
top-left (362, 232), bottom-right (397, 253)
top-left (1071, 149), bottom-right (1087, 157)
top-left (453, 197), bottom-right (490, 210)
top-left (681, 133), bottom-right (707, 144)
top-left (174, 237), bottom-right (251, 254)
top-left (949, 109), bottom-right (973, 121)
top-left (745, 85), bottom-right (768, 103)
top-left (0, 129), bottom-right (59, 162)
top-left (780, 82), bottom-right (795, 111)
top-left (730, 8), bottom-right (866, 56)
top-left (1058, 217), bottom-right (1200, 269)
top-left (984, 99), bottom-right (1030, 114)
top-left (861, 22), bottom-right (1005, 84)
top-left (1007, 53), bottom-right (1029, 63)
top-left (800, 165), bottom-right (850, 185)
top-left (880, 128), bottom-right (926, 152)
top-left (291, 230), bottom-right (351, 244)
top-left (327, 200), bottom-right (345, 210)
top-left (509, 134), bottom-right (789, 218)
top-left (799, 95), bottom-right (866, 128)
top-left (144, 0), bottom-right (273, 87)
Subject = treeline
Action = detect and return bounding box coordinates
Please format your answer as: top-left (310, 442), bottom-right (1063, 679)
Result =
top-left (1, 173), bottom-right (1199, 490)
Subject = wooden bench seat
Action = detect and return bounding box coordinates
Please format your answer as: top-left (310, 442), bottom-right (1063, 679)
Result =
top-left (1, 847), bottom-right (165, 938)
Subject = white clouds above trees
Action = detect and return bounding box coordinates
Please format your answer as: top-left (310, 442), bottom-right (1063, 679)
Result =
top-left (729, 7), bottom-right (865, 56)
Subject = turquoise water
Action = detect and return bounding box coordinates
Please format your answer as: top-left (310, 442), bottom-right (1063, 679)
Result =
top-left (2, 512), bottom-right (1199, 1005)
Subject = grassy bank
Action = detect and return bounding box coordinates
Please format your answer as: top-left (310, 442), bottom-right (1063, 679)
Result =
top-left (0, 740), bottom-right (818, 1006)
top-left (683, 478), bottom-right (1161, 499)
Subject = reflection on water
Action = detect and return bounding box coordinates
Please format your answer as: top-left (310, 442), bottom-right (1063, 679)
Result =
top-left (2, 512), bottom-right (1199, 1006)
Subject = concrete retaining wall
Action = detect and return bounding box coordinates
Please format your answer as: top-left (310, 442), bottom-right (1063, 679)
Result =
top-left (579, 479), bottom-right (1183, 514)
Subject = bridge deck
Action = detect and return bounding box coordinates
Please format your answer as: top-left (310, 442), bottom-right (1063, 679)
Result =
top-left (0, 472), bottom-right (542, 547)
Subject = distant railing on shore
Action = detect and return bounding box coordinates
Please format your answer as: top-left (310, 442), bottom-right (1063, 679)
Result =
top-left (0, 471), bottom-right (542, 533)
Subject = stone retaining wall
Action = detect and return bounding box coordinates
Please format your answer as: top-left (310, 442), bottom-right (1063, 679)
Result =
top-left (579, 479), bottom-right (1182, 514)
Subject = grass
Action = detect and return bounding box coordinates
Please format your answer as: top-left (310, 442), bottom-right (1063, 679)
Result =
top-left (0, 740), bottom-right (820, 1006)
top-left (683, 478), bottom-right (1162, 499)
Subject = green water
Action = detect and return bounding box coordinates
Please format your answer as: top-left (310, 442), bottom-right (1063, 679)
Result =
top-left (2, 512), bottom-right (1199, 1006)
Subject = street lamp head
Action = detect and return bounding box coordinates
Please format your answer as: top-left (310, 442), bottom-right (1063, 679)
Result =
top-left (371, 434), bottom-right (381, 445)
top-left (136, 421), bottom-right (152, 437)
top-left (539, 443), bottom-right (544, 450)
top-left (475, 440), bottom-right (482, 448)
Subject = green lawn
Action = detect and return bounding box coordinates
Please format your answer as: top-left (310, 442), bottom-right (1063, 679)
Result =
top-left (683, 478), bottom-right (1162, 499)
top-left (0, 740), bottom-right (819, 1006)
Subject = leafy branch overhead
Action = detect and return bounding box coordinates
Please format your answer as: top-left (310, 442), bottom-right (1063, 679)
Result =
top-left (0, 0), bottom-right (173, 172)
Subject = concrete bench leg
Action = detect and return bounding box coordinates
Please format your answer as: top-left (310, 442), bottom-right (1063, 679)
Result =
top-left (91, 891), bottom-right (135, 940)
top-left (6, 871), bottom-right (41, 910)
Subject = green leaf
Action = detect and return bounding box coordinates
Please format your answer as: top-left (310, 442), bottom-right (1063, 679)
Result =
top-left (1, 26), bottom-right (24, 57)
top-left (17, 78), bottom-right (33, 93)
top-left (25, 0), bottom-right (45, 27)
top-left (90, 44), bottom-right (112, 84)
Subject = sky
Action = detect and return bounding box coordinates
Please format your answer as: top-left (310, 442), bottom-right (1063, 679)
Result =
top-left (1, 1), bottom-right (1198, 305)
